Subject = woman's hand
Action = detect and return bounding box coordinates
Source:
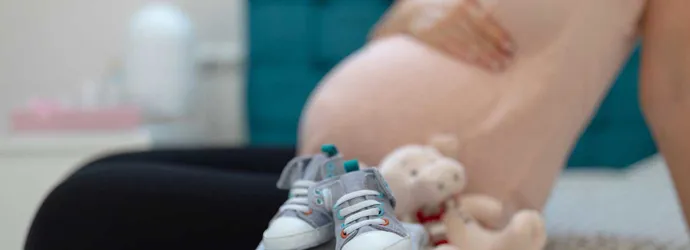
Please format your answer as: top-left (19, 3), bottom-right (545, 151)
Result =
top-left (370, 0), bottom-right (515, 71)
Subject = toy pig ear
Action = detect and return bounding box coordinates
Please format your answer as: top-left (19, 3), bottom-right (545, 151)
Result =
top-left (428, 134), bottom-right (459, 158)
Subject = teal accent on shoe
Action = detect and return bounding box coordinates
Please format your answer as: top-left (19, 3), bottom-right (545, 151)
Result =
top-left (336, 209), bottom-right (345, 220)
top-left (377, 204), bottom-right (384, 216)
top-left (321, 144), bottom-right (339, 157)
top-left (344, 160), bottom-right (360, 173)
top-left (326, 162), bottom-right (335, 178)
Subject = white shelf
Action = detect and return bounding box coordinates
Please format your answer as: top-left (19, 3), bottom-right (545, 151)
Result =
top-left (0, 131), bottom-right (151, 156)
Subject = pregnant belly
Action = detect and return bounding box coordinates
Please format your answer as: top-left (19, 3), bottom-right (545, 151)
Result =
top-left (300, 36), bottom-right (593, 209)
top-left (303, 35), bottom-right (583, 156)
top-left (308, 36), bottom-right (504, 136)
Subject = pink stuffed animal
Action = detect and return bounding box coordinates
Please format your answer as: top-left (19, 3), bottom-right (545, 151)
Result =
top-left (379, 134), bottom-right (547, 250)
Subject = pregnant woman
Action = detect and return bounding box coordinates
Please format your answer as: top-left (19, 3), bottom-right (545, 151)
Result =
top-left (25, 0), bottom-right (690, 249)
top-left (300, 0), bottom-right (690, 227)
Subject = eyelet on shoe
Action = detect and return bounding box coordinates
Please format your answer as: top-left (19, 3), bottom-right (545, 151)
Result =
top-left (336, 209), bottom-right (345, 220)
top-left (316, 198), bottom-right (324, 205)
top-left (314, 189), bottom-right (321, 195)
top-left (303, 209), bottom-right (313, 215)
top-left (340, 230), bottom-right (348, 239)
top-left (382, 218), bottom-right (390, 226)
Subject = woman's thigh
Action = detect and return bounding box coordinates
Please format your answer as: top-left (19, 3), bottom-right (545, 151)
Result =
top-left (84, 147), bottom-right (296, 174)
top-left (26, 159), bottom-right (286, 250)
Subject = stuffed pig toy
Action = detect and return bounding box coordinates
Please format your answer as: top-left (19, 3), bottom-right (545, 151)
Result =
top-left (438, 206), bottom-right (547, 250)
top-left (379, 134), bottom-right (547, 250)
top-left (378, 143), bottom-right (466, 219)
top-left (378, 134), bottom-right (485, 220)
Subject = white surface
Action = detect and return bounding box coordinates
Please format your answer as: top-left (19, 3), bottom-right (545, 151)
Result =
top-left (196, 42), bottom-right (246, 66)
top-left (545, 155), bottom-right (689, 246)
top-left (0, 133), bottom-right (151, 250)
top-left (0, 131), bottom-right (150, 155)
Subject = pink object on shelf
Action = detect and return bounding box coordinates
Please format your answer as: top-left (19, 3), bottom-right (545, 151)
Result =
top-left (11, 103), bottom-right (142, 132)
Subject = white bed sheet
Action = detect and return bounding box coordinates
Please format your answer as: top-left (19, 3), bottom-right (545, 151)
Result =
top-left (544, 155), bottom-right (689, 248)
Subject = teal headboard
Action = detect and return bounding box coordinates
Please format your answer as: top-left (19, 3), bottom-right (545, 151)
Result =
top-left (567, 47), bottom-right (657, 167)
top-left (248, 0), bottom-right (656, 167)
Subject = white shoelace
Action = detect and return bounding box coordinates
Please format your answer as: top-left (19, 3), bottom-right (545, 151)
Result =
top-left (279, 180), bottom-right (316, 213)
top-left (334, 190), bottom-right (387, 235)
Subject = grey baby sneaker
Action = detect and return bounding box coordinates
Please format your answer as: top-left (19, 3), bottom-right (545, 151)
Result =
top-left (262, 144), bottom-right (347, 250)
top-left (308, 160), bottom-right (412, 250)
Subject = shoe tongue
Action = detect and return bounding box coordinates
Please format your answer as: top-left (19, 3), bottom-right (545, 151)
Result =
top-left (311, 155), bottom-right (346, 181)
top-left (339, 169), bottom-right (378, 194)
top-left (278, 154), bottom-right (346, 190)
top-left (339, 170), bottom-right (381, 205)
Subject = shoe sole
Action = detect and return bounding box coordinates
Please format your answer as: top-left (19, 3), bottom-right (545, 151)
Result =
top-left (262, 222), bottom-right (333, 250)
top-left (383, 236), bottom-right (413, 250)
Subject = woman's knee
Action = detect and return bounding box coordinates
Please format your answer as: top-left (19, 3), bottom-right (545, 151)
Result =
top-left (25, 162), bottom-right (131, 249)
top-left (27, 161), bottom-right (285, 249)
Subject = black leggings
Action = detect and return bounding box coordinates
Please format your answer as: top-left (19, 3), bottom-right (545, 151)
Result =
top-left (25, 148), bottom-right (296, 250)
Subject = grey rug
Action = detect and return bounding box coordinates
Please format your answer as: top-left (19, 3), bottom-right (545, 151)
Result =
top-left (544, 155), bottom-right (689, 249)
top-left (546, 234), bottom-right (690, 249)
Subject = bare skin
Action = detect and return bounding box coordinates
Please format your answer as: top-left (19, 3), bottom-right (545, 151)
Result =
top-left (370, 0), bottom-right (515, 71)
top-left (300, 0), bottom-right (690, 231)
top-left (639, 0), bottom-right (690, 229)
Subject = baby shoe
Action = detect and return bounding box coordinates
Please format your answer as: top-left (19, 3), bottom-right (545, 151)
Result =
top-left (309, 160), bottom-right (413, 250)
top-left (262, 144), bottom-right (347, 250)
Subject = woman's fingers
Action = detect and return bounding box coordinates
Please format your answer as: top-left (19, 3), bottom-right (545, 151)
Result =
top-left (465, 23), bottom-right (512, 71)
top-left (429, 3), bottom-right (507, 70)
top-left (372, 0), bottom-right (517, 71)
top-left (439, 37), bottom-right (480, 65)
top-left (450, 17), bottom-right (504, 70)
top-left (452, 1), bottom-right (514, 70)
top-left (463, 6), bottom-right (515, 55)
top-left (420, 18), bottom-right (483, 65)
top-left (445, 24), bottom-right (491, 66)
top-left (478, 16), bottom-right (516, 53)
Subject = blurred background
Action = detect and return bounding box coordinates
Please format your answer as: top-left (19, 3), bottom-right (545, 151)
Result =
top-left (0, 0), bottom-right (678, 249)
top-left (1, 1), bottom-right (246, 249)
